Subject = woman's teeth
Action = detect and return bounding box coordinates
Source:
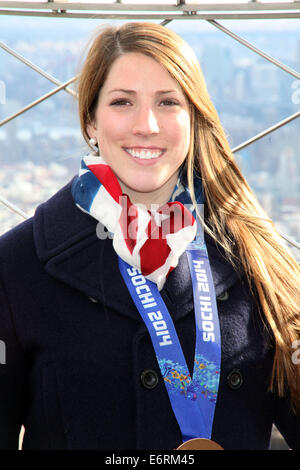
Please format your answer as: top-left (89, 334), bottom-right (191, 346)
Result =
top-left (126, 148), bottom-right (162, 159)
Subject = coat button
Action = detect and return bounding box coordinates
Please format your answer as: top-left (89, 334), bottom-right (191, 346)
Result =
top-left (141, 369), bottom-right (159, 390)
top-left (217, 290), bottom-right (229, 301)
top-left (227, 369), bottom-right (243, 390)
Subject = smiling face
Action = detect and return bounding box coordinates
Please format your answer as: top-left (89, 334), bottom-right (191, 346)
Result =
top-left (87, 52), bottom-right (191, 208)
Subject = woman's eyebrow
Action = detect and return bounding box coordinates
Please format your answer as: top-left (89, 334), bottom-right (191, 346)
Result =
top-left (108, 89), bottom-right (135, 95)
top-left (108, 89), bottom-right (178, 95)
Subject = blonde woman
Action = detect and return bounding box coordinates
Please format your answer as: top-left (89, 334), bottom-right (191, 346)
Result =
top-left (0, 22), bottom-right (299, 450)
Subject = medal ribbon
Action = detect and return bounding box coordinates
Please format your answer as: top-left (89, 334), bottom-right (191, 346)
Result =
top-left (119, 231), bottom-right (221, 443)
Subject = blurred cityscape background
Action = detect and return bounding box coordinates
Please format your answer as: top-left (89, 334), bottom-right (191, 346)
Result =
top-left (0, 16), bottom-right (299, 266)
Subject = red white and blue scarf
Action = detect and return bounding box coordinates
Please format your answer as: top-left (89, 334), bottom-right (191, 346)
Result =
top-left (72, 154), bottom-right (203, 290)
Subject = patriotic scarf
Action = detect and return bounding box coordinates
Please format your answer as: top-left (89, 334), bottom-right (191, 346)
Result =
top-left (71, 154), bottom-right (203, 290)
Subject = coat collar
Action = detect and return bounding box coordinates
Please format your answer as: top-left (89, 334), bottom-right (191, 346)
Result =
top-left (33, 178), bottom-right (241, 323)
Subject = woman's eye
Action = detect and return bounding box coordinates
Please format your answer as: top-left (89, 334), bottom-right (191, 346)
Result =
top-left (160, 99), bottom-right (178, 106)
top-left (110, 99), bottom-right (130, 106)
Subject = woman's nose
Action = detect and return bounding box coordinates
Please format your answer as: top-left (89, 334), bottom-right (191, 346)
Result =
top-left (132, 106), bottom-right (159, 136)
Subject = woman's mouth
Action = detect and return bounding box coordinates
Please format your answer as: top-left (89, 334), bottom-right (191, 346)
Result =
top-left (124, 147), bottom-right (164, 160)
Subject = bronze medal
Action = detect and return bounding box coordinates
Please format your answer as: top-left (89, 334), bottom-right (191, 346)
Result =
top-left (176, 438), bottom-right (223, 450)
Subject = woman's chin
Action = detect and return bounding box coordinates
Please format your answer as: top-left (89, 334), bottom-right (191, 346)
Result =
top-left (119, 181), bottom-right (162, 198)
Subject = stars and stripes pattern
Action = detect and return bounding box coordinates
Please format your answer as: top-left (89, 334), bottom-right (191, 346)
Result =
top-left (72, 154), bottom-right (200, 290)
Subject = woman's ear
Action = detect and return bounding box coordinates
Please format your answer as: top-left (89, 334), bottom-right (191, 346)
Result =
top-left (86, 122), bottom-right (97, 139)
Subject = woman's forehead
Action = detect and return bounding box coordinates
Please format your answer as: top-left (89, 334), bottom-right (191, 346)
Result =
top-left (100, 52), bottom-right (186, 96)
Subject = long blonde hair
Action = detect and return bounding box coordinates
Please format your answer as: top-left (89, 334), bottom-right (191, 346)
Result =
top-left (77, 22), bottom-right (300, 411)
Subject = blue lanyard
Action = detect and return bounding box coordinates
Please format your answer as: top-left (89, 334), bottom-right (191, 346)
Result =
top-left (118, 240), bottom-right (221, 443)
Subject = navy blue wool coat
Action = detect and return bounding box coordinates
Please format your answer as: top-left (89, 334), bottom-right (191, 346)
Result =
top-left (0, 179), bottom-right (299, 450)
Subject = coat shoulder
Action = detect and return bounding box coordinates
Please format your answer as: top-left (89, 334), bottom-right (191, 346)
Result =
top-left (0, 178), bottom-right (77, 275)
top-left (0, 216), bottom-right (35, 269)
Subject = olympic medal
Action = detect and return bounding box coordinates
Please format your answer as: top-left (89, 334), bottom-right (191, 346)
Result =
top-left (176, 438), bottom-right (223, 450)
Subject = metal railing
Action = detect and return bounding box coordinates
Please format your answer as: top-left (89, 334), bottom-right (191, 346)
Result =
top-left (1, 0), bottom-right (300, 20)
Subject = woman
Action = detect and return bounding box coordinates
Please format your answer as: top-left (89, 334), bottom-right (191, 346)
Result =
top-left (0, 22), bottom-right (299, 450)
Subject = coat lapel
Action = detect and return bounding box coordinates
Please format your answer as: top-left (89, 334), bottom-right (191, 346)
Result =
top-left (33, 178), bottom-right (242, 323)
